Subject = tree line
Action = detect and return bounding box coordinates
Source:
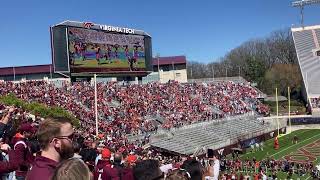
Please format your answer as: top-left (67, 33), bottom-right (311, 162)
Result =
top-left (187, 28), bottom-right (302, 99)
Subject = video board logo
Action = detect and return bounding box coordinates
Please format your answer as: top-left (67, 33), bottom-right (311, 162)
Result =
top-left (83, 22), bottom-right (94, 29)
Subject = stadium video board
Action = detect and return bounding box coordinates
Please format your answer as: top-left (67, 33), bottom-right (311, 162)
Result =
top-left (51, 21), bottom-right (152, 75)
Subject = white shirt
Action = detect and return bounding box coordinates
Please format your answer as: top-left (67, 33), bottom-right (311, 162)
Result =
top-left (95, 154), bottom-right (102, 166)
top-left (262, 174), bottom-right (267, 180)
top-left (213, 159), bottom-right (220, 180)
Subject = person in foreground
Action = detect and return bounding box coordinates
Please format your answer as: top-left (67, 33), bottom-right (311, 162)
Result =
top-left (51, 158), bottom-right (91, 180)
top-left (26, 117), bottom-right (75, 180)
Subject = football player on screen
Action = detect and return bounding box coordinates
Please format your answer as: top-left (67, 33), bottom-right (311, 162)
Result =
top-left (128, 56), bottom-right (135, 71)
top-left (93, 44), bottom-right (101, 64)
top-left (81, 43), bottom-right (87, 61)
top-left (133, 44), bottom-right (140, 64)
top-left (106, 44), bottom-right (113, 63)
top-left (74, 42), bottom-right (81, 60)
top-left (123, 45), bottom-right (129, 60)
top-left (114, 44), bottom-right (120, 59)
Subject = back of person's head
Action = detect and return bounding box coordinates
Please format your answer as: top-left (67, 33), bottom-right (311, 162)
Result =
top-left (181, 159), bottom-right (203, 180)
top-left (37, 117), bottom-right (73, 150)
top-left (114, 152), bottom-right (123, 164)
top-left (166, 169), bottom-right (190, 180)
top-left (28, 137), bottom-right (41, 154)
top-left (76, 135), bottom-right (85, 148)
top-left (51, 158), bottom-right (90, 180)
top-left (133, 159), bottom-right (163, 180)
top-left (72, 141), bottom-right (81, 154)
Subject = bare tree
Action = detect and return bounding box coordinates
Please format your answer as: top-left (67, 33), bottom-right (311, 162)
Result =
top-left (186, 27), bottom-right (301, 98)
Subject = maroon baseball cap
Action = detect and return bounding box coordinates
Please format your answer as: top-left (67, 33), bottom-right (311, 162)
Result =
top-left (19, 123), bottom-right (37, 133)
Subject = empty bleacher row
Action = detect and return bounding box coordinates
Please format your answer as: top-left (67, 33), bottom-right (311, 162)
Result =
top-left (292, 25), bottom-right (320, 114)
top-left (150, 114), bottom-right (273, 155)
top-left (292, 27), bottom-right (320, 95)
top-left (187, 76), bottom-right (248, 84)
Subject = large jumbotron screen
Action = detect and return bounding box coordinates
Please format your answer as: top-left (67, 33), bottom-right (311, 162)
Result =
top-left (51, 21), bottom-right (152, 75)
top-left (68, 27), bottom-right (146, 73)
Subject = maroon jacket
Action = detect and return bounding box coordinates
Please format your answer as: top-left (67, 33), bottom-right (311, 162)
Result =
top-left (26, 155), bottom-right (58, 180)
top-left (93, 159), bottom-right (111, 180)
top-left (101, 164), bottom-right (134, 180)
top-left (0, 150), bottom-right (22, 174)
top-left (13, 139), bottom-right (35, 177)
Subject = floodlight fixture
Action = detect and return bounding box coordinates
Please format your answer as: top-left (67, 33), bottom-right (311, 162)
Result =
top-left (291, 0), bottom-right (320, 27)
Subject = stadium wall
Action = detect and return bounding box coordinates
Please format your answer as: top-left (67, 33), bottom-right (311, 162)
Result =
top-left (159, 69), bottom-right (187, 83)
top-left (142, 69), bottom-right (187, 84)
top-left (218, 128), bottom-right (286, 156)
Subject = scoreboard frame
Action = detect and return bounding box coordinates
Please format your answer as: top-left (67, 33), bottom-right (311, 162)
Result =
top-left (50, 20), bottom-right (152, 77)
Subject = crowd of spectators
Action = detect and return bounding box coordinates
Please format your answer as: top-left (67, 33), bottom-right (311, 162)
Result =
top-left (0, 80), bottom-right (270, 155)
top-left (0, 80), bottom-right (274, 179)
top-left (0, 105), bottom-right (319, 180)
top-left (0, 105), bottom-right (202, 180)
top-left (0, 80), bottom-right (269, 132)
top-left (311, 98), bottom-right (320, 108)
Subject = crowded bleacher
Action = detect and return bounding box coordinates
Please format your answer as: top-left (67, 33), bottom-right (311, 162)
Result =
top-left (0, 80), bottom-right (293, 180)
top-left (0, 101), bottom-right (319, 180)
top-left (311, 97), bottom-right (320, 109)
top-left (0, 80), bottom-right (269, 133)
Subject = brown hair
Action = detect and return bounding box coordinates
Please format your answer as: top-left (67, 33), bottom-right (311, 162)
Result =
top-left (166, 169), bottom-right (190, 180)
top-left (51, 158), bottom-right (90, 180)
top-left (37, 117), bottom-right (73, 149)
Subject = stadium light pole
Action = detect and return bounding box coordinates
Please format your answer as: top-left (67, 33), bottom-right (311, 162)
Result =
top-left (172, 61), bottom-right (175, 81)
top-left (288, 87), bottom-right (291, 134)
top-left (13, 66), bottom-right (16, 81)
top-left (156, 53), bottom-right (160, 81)
top-left (94, 74), bottom-right (98, 137)
top-left (292, 0), bottom-right (320, 27)
top-left (50, 65), bottom-right (52, 79)
top-left (157, 53), bottom-right (160, 72)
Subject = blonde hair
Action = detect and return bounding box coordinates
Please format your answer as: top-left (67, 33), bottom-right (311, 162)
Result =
top-left (51, 158), bottom-right (90, 180)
